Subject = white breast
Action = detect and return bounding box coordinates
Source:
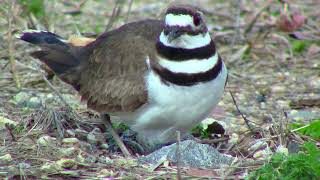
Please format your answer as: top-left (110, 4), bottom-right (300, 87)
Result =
top-left (124, 59), bottom-right (227, 145)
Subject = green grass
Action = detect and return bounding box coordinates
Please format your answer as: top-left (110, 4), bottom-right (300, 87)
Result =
top-left (248, 142), bottom-right (320, 180)
top-left (19, 0), bottom-right (45, 18)
top-left (290, 120), bottom-right (320, 140)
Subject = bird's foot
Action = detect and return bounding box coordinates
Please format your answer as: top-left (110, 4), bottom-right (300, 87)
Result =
top-left (107, 129), bottom-right (146, 154)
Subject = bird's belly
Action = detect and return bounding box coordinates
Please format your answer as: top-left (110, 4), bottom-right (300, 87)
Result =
top-left (120, 64), bottom-right (227, 143)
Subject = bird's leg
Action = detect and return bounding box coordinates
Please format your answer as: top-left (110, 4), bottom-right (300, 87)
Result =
top-left (100, 114), bottom-right (131, 157)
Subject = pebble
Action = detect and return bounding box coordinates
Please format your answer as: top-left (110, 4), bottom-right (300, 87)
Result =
top-left (85, 155), bottom-right (97, 163)
top-left (98, 169), bottom-right (114, 177)
top-left (237, 126), bottom-right (249, 134)
top-left (37, 135), bottom-right (57, 146)
top-left (0, 154), bottom-right (13, 164)
top-left (56, 158), bottom-right (77, 169)
top-left (66, 129), bottom-right (76, 137)
top-left (27, 97), bottom-right (42, 108)
top-left (62, 137), bottom-right (80, 145)
top-left (18, 162), bottom-right (31, 169)
top-left (276, 145), bottom-right (288, 156)
top-left (87, 133), bottom-right (97, 145)
top-left (0, 116), bottom-right (17, 127)
top-left (249, 140), bottom-right (267, 152)
top-left (13, 92), bottom-right (42, 108)
top-left (59, 147), bottom-right (77, 157)
top-left (310, 77), bottom-right (320, 88)
top-left (229, 133), bottom-right (239, 144)
top-left (100, 143), bottom-right (109, 150)
top-left (41, 162), bottom-right (62, 173)
top-left (271, 85), bottom-right (286, 93)
top-left (79, 141), bottom-right (95, 152)
top-left (74, 128), bottom-right (88, 141)
top-left (253, 147), bottom-right (272, 160)
top-left (14, 92), bottom-right (30, 106)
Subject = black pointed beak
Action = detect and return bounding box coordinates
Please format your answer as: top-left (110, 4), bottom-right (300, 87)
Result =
top-left (167, 27), bottom-right (184, 42)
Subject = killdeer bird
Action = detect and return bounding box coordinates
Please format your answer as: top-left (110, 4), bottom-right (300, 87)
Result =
top-left (18, 4), bottom-right (228, 153)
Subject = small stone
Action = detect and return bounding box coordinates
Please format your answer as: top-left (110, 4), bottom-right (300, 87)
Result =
top-left (37, 135), bottom-right (57, 146)
top-left (14, 92), bottom-right (30, 107)
top-left (59, 170), bottom-right (80, 177)
top-left (271, 85), bottom-right (286, 93)
top-left (41, 162), bottom-right (62, 173)
top-left (100, 156), bottom-right (114, 165)
top-left (79, 141), bottom-right (94, 152)
top-left (256, 94), bottom-right (266, 103)
top-left (236, 118), bottom-right (246, 125)
top-left (0, 116), bottom-right (17, 128)
top-left (249, 140), bottom-right (268, 152)
top-left (276, 100), bottom-right (290, 108)
top-left (288, 141), bottom-right (300, 154)
top-left (85, 155), bottom-right (97, 163)
top-left (74, 128), bottom-right (88, 140)
top-left (253, 147), bottom-right (272, 160)
top-left (27, 96), bottom-right (42, 108)
top-left (87, 133), bottom-right (97, 145)
top-left (76, 152), bottom-right (85, 163)
top-left (237, 126), bottom-right (249, 133)
top-left (56, 158), bottom-right (77, 169)
top-left (100, 143), bottom-right (109, 149)
top-left (310, 77), bottom-right (320, 89)
top-left (276, 145), bottom-right (288, 156)
top-left (18, 162), bottom-right (31, 169)
top-left (66, 129), bottom-right (76, 137)
top-left (98, 169), bottom-right (114, 178)
top-left (62, 138), bottom-right (80, 145)
top-left (114, 158), bottom-right (138, 169)
top-left (229, 133), bottom-right (239, 144)
top-left (59, 147), bottom-right (77, 156)
top-left (0, 154), bottom-right (13, 164)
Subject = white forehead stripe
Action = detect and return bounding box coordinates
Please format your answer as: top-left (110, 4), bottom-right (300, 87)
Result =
top-left (165, 14), bottom-right (194, 27)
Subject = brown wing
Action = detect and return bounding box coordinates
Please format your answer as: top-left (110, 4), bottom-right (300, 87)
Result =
top-left (78, 20), bottom-right (163, 113)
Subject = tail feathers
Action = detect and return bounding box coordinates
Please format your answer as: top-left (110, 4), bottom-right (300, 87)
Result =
top-left (30, 50), bottom-right (77, 74)
top-left (17, 30), bottom-right (84, 87)
top-left (17, 30), bottom-right (68, 50)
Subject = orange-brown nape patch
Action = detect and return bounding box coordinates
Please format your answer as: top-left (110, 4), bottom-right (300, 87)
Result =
top-left (67, 36), bottom-right (95, 47)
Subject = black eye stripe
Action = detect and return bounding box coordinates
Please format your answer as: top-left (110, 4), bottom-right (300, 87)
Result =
top-left (163, 25), bottom-right (207, 36)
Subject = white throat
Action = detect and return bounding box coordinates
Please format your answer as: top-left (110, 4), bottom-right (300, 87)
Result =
top-left (159, 32), bottom-right (211, 49)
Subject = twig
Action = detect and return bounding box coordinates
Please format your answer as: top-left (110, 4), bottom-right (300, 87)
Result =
top-left (229, 91), bottom-right (254, 132)
top-left (101, 114), bottom-right (131, 157)
top-left (5, 124), bottom-right (16, 142)
top-left (39, 72), bottom-right (72, 110)
top-left (231, 0), bottom-right (242, 46)
top-left (105, 0), bottom-right (122, 32)
top-left (244, 0), bottom-right (272, 36)
top-left (176, 131), bottom-right (182, 180)
top-left (125, 0), bottom-right (134, 23)
top-left (37, 68), bottom-right (84, 128)
top-left (7, 0), bottom-right (21, 89)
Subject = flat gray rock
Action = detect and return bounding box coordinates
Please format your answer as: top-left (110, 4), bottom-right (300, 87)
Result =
top-left (139, 140), bottom-right (234, 169)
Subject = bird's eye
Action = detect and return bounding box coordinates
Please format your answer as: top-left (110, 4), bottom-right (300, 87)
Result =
top-left (193, 14), bottom-right (201, 26)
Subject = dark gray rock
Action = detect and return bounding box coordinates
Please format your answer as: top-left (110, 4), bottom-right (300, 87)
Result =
top-left (139, 140), bottom-right (234, 169)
